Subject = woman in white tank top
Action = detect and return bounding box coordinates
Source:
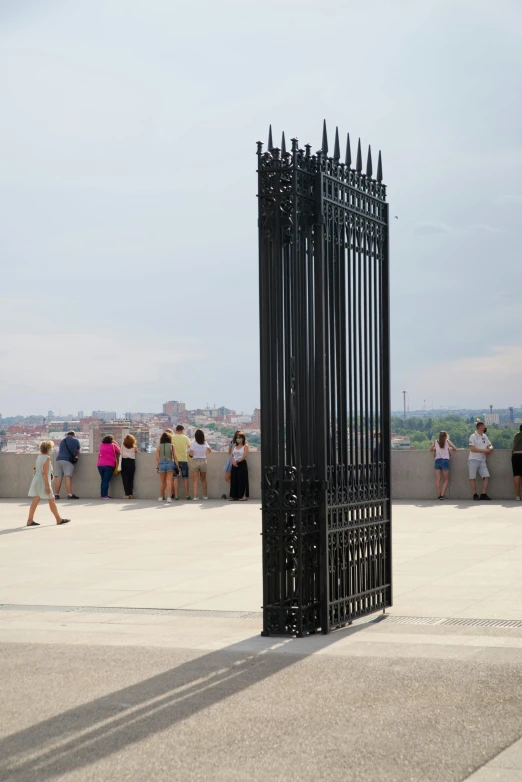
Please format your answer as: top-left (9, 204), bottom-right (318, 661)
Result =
top-left (429, 431), bottom-right (457, 500)
top-left (230, 432), bottom-right (249, 501)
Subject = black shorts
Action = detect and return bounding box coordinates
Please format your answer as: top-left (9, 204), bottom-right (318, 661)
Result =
top-left (512, 453), bottom-right (522, 477)
top-left (178, 461), bottom-right (189, 479)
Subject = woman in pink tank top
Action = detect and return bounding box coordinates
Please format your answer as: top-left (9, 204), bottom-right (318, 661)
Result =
top-left (429, 431), bottom-right (457, 499)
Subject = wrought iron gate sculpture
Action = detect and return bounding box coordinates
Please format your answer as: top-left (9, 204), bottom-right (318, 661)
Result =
top-left (258, 122), bottom-right (392, 636)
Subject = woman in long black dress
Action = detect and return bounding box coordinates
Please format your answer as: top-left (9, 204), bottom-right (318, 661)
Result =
top-left (230, 432), bottom-right (249, 501)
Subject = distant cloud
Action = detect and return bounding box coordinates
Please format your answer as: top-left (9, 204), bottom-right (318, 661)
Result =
top-left (413, 222), bottom-right (504, 237)
top-left (494, 194), bottom-right (522, 205)
top-left (412, 222), bottom-right (457, 236)
top-left (471, 224), bottom-right (504, 234)
top-left (1, 332), bottom-right (206, 394)
top-left (416, 344), bottom-right (522, 405)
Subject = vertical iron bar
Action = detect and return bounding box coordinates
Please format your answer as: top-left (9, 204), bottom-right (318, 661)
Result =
top-left (315, 159), bottom-right (329, 633)
top-left (363, 206), bottom-right (370, 610)
top-left (258, 146), bottom-right (270, 636)
top-left (382, 201), bottom-right (392, 608)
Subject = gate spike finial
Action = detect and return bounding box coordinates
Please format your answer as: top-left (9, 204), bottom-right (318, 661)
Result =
top-left (366, 145), bottom-right (373, 177)
top-left (281, 131), bottom-right (287, 156)
top-left (322, 119), bottom-right (328, 155)
top-left (333, 127), bottom-right (340, 161)
top-left (377, 150), bottom-right (383, 182)
top-left (345, 133), bottom-right (352, 167)
top-left (268, 125), bottom-right (273, 150)
top-left (356, 138), bottom-right (362, 172)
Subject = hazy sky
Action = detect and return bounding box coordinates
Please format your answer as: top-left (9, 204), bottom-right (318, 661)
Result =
top-left (1, 0), bottom-right (521, 417)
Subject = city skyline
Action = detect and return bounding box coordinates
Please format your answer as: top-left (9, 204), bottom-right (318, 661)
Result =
top-left (0, 401), bottom-right (256, 420)
top-left (2, 400), bottom-right (519, 422)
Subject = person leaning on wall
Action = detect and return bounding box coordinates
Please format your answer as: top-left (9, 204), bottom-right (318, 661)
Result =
top-left (121, 434), bottom-right (138, 499)
top-left (429, 431), bottom-right (457, 500)
top-left (468, 420), bottom-right (493, 501)
top-left (97, 435), bottom-right (121, 499)
top-left (54, 430), bottom-right (81, 500)
top-left (511, 424), bottom-right (522, 501)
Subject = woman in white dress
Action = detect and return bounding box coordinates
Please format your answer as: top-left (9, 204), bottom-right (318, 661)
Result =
top-left (27, 441), bottom-right (71, 526)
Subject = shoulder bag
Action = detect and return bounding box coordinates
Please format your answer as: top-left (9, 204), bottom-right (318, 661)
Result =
top-left (113, 444), bottom-right (120, 475)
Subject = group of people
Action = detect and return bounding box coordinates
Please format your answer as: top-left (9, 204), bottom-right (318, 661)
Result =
top-left (25, 418), bottom-right (522, 524)
top-left (154, 426), bottom-right (211, 502)
top-left (26, 426), bottom-right (250, 525)
top-left (431, 420), bottom-right (522, 501)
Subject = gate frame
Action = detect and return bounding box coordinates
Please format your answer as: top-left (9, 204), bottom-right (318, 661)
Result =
top-left (258, 123), bottom-right (392, 636)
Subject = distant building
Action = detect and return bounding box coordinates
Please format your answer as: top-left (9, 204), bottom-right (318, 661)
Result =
top-left (90, 420), bottom-right (150, 453)
top-left (78, 410), bottom-right (84, 419)
top-left (131, 424), bottom-right (151, 452)
top-left (48, 420), bottom-right (81, 433)
top-left (92, 410), bottom-right (117, 422)
top-left (208, 406), bottom-right (234, 418)
top-left (484, 413), bottom-right (499, 426)
top-left (163, 401), bottom-right (186, 420)
top-left (79, 416), bottom-right (103, 432)
top-left (391, 435), bottom-right (413, 450)
top-left (253, 408), bottom-right (261, 426)
top-left (229, 415), bottom-right (252, 425)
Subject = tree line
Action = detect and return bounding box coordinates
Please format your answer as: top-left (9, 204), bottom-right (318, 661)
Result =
top-left (391, 415), bottom-right (519, 451)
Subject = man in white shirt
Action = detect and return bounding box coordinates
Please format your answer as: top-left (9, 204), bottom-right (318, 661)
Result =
top-left (468, 421), bottom-right (493, 501)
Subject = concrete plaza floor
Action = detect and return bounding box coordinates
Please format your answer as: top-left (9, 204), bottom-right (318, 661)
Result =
top-left (1, 498), bottom-right (522, 781)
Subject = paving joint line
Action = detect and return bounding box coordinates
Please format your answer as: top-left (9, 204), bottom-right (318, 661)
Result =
top-left (1, 604), bottom-right (522, 629)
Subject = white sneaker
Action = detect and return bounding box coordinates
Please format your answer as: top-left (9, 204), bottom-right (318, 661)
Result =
top-left (167, 497), bottom-right (172, 503)
top-left (516, 496), bottom-right (521, 501)
top-left (158, 496), bottom-right (164, 502)
top-left (193, 496), bottom-right (199, 501)
top-left (203, 496), bottom-right (208, 500)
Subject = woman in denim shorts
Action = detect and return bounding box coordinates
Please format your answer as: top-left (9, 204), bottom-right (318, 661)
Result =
top-left (429, 431), bottom-right (457, 499)
top-left (155, 431), bottom-right (179, 503)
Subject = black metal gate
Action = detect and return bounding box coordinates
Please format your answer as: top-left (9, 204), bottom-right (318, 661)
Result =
top-left (258, 122), bottom-right (392, 636)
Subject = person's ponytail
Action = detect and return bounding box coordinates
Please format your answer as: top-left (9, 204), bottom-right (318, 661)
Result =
top-left (438, 431), bottom-right (448, 449)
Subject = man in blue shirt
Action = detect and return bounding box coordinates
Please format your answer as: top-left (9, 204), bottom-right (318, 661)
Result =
top-left (55, 431), bottom-right (81, 500)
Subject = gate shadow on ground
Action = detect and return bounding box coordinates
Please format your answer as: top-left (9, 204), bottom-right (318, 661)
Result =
top-left (0, 627), bottom-right (365, 782)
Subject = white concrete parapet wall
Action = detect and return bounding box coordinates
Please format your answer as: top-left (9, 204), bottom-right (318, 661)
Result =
top-left (391, 449), bottom-right (516, 500)
top-left (0, 450), bottom-right (517, 500)
top-left (0, 453), bottom-right (262, 500)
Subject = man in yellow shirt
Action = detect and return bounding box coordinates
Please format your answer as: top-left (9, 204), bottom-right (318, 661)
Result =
top-left (172, 425), bottom-right (191, 499)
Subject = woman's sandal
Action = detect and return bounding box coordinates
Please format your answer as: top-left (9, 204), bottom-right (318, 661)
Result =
top-left (26, 521), bottom-right (40, 526)
top-left (57, 519), bottom-right (71, 525)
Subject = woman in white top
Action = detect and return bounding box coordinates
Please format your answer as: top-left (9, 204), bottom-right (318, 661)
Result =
top-left (429, 430), bottom-right (457, 500)
top-left (230, 431), bottom-right (249, 501)
top-left (121, 434), bottom-right (139, 499)
top-left (189, 429), bottom-right (211, 500)
top-left (27, 440), bottom-right (70, 526)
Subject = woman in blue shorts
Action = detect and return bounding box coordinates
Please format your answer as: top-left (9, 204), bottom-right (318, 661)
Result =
top-left (430, 431), bottom-right (457, 499)
top-left (155, 431), bottom-right (179, 503)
